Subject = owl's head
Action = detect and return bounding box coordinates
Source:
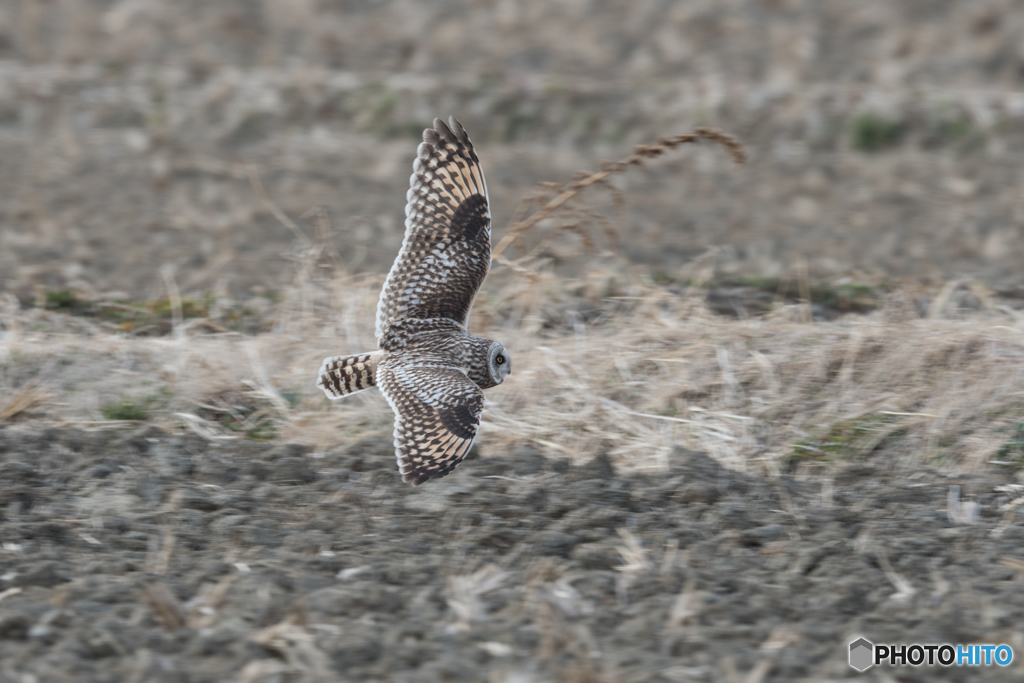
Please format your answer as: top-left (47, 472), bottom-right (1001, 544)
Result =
top-left (487, 342), bottom-right (512, 385)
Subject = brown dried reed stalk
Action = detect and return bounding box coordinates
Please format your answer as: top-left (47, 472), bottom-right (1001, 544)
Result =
top-left (492, 127), bottom-right (745, 263)
top-left (0, 381), bottom-right (52, 421)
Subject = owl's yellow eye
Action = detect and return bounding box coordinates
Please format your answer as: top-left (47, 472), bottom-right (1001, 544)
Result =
top-left (495, 355), bottom-right (505, 364)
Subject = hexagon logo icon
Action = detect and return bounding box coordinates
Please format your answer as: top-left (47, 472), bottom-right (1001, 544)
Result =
top-left (849, 638), bottom-right (874, 672)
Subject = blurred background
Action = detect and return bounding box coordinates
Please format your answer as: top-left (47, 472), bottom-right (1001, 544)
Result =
top-left (1, 0), bottom-right (1024, 309)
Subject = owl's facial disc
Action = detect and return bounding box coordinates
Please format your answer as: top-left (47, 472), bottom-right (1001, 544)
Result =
top-left (488, 342), bottom-right (512, 384)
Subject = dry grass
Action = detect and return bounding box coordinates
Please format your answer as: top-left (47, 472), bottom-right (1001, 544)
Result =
top-left (2, 245), bottom-right (1024, 478)
top-left (492, 127), bottom-right (745, 265)
top-left (0, 129), bottom-right (1023, 479)
top-left (0, 380), bottom-right (52, 421)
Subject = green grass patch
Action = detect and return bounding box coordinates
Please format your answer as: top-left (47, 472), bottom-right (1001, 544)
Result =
top-left (99, 388), bottom-right (172, 422)
top-left (100, 398), bottom-right (151, 421)
top-left (651, 270), bottom-right (675, 286)
top-left (784, 413), bottom-right (908, 471)
top-left (36, 291), bottom-right (275, 336)
top-left (195, 392), bottom-right (282, 441)
top-left (280, 389), bottom-right (303, 409)
top-left (809, 281), bottom-right (887, 314)
top-left (852, 113), bottom-right (905, 152)
top-left (45, 290), bottom-right (89, 312)
top-left (702, 276), bottom-right (887, 318)
top-left (995, 422), bottom-right (1024, 466)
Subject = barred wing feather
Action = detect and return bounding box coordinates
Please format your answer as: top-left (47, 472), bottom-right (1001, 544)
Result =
top-left (377, 365), bottom-right (484, 485)
top-left (375, 117), bottom-right (491, 341)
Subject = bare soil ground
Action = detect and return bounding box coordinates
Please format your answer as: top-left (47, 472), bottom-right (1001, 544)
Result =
top-left (0, 430), bottom-right (1022, 682)
top-left (2, 1), bottom-right (1024, 681)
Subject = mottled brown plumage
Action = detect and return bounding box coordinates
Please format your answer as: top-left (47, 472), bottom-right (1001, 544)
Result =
top-left (317, 117), bottom-right (511, 485)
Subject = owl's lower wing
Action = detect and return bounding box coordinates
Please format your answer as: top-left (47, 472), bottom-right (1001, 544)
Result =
top-left (375, 117), bottom-right (491, 340)
top-left (377, 365), bottom-right (485, 486)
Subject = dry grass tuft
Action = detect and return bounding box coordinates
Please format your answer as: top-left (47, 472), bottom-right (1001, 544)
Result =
top-left (493, 127), bottom-right (745, 270)
top-left (614, 528), bottom-right (650, 603)
top-left (534, 578), bottom-right (603, 678)
top-left (140, 583), bottom-right (186, 631)
top-left (248, 608), bottom-right (330, 676)
top-left (446, 563), bottom-right (510, 631)
top-left (0, 381), bottom-right (53, 421)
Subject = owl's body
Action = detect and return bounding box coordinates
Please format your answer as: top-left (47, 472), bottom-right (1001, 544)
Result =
top-left (317, 118), bottom-right (510, 485)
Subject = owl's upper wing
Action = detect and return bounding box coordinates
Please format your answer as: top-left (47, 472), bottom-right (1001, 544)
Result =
top-left (375, 117), bottom-right (491, 340)
top-left (377, 364), bottom-right (485, 485)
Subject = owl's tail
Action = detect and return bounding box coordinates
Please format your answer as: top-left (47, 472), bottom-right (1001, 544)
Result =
top-left (316, 352), bottom-right (381, 399)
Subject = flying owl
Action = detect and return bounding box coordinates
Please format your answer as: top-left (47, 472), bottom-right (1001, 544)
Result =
top-left (316, 117), bottom-right (511, 485)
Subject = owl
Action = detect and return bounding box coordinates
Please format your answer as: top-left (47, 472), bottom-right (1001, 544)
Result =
top-left (316, 117), bottom-right (511, 485)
